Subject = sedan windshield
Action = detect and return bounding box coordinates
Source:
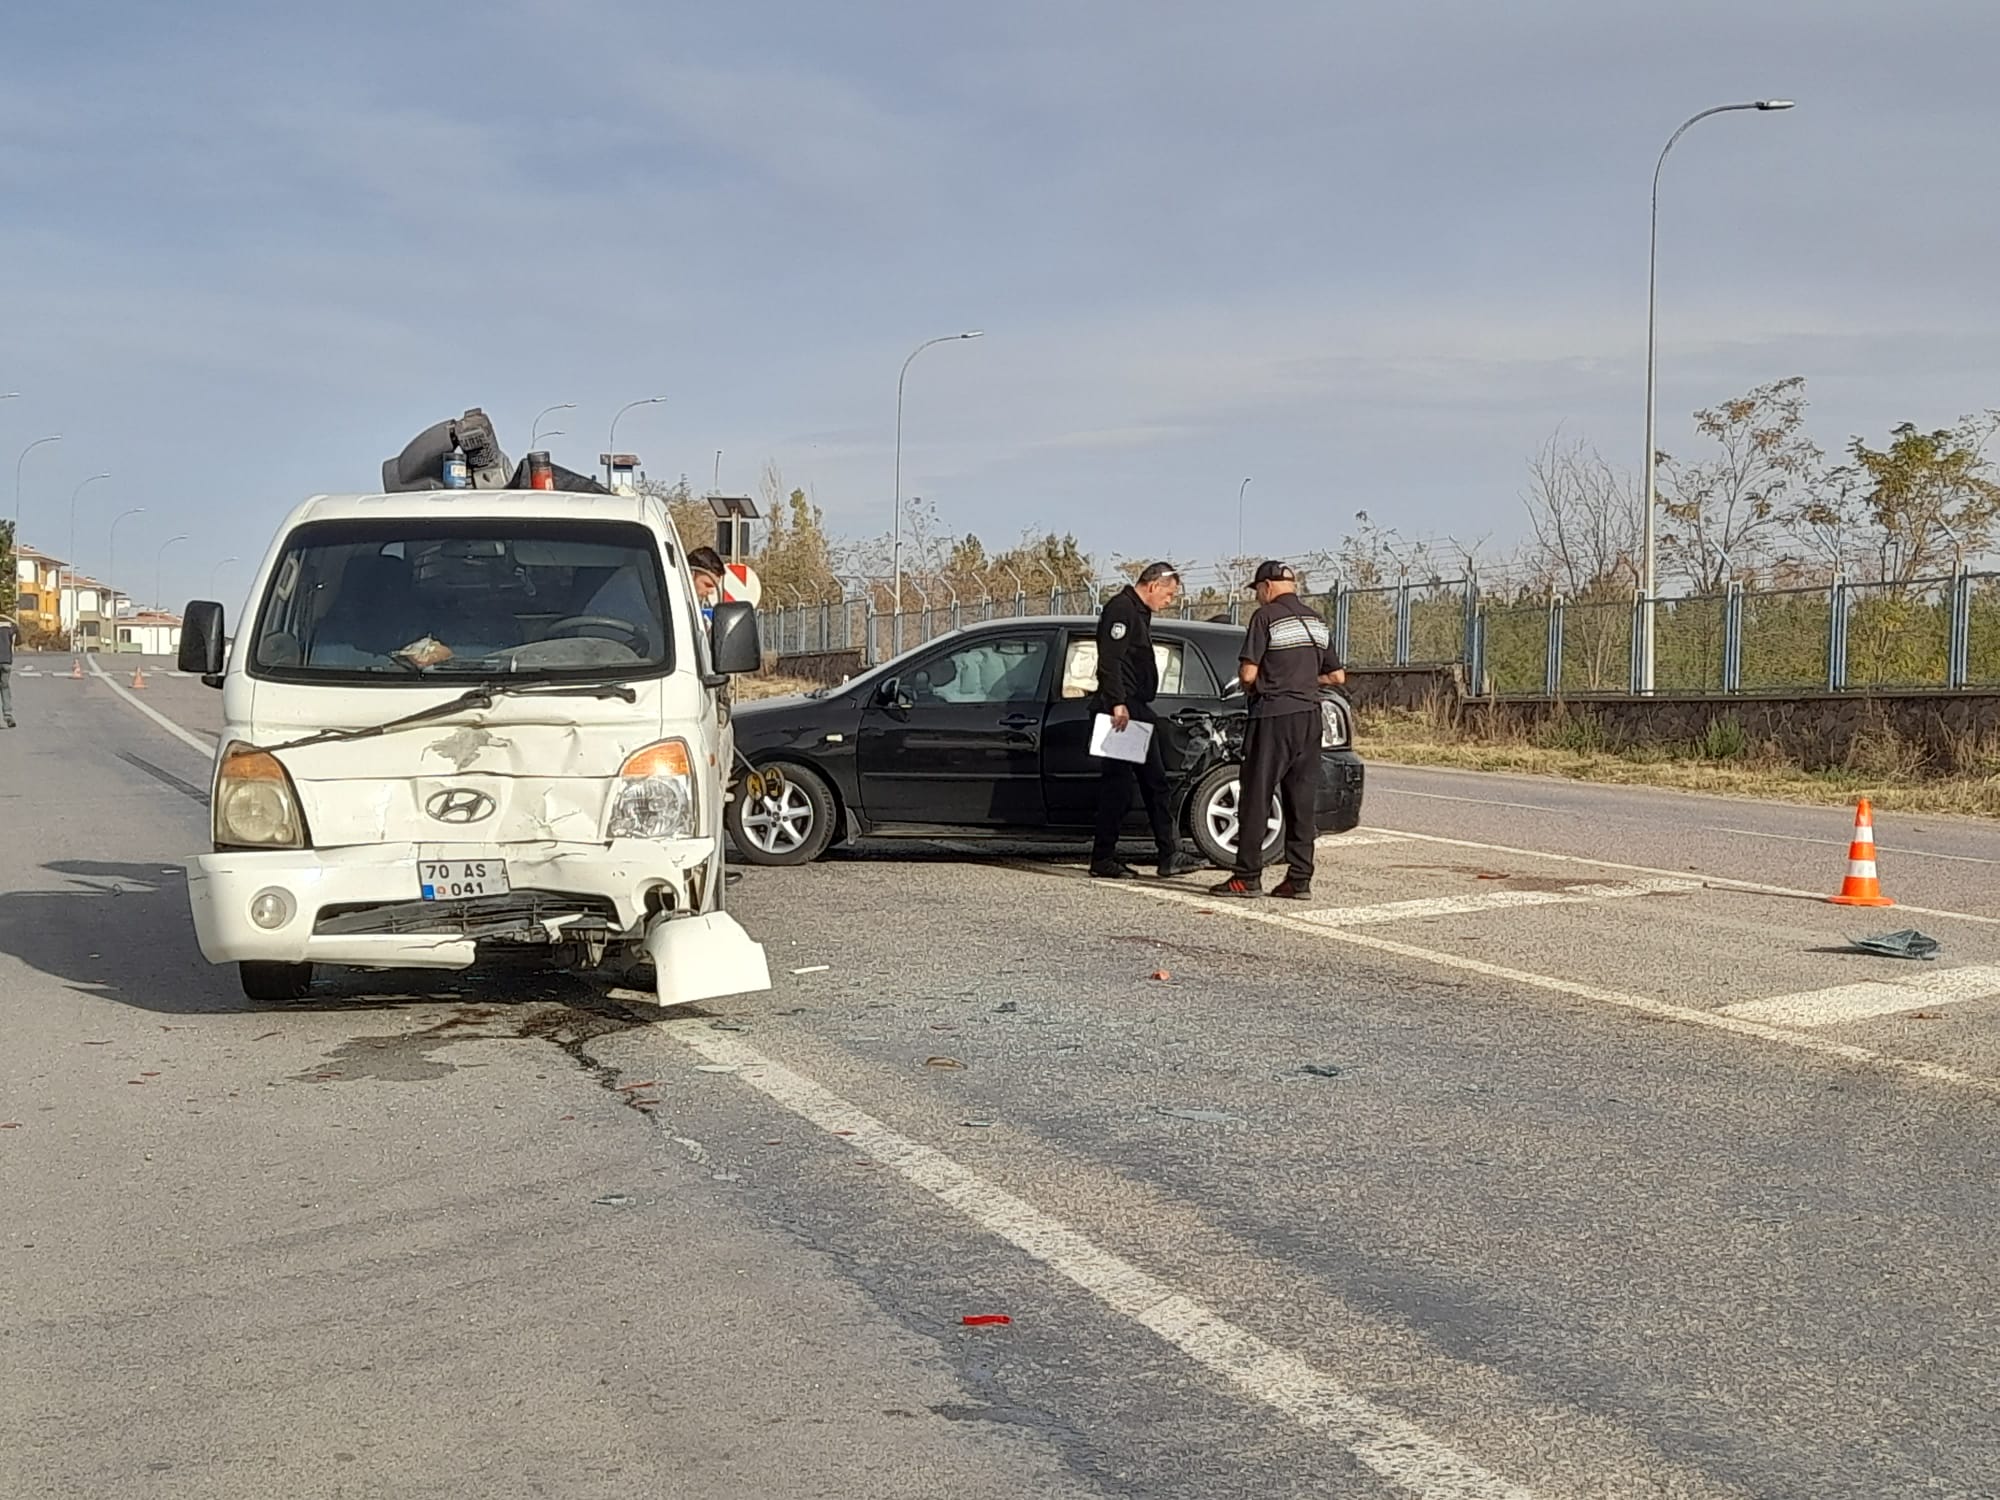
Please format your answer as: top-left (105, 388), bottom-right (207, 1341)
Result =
top-left (249, 518), bottom-right (672, 683)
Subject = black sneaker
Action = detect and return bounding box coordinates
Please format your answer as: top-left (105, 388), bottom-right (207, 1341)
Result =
top-left (1156, 853), bottom-right (1202, 878)
top-left (1209, 875), bottom-right (1261, 898)
top-left (1270, 879), bottom-right (1312, 900)
top-left (1089, 861), bottom-right (1140, 880)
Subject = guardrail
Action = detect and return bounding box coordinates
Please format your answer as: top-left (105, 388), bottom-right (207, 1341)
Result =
top-left (762, 571), bottom-right (2000, 694)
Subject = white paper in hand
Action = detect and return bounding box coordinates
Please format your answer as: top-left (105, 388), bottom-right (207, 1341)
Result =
top-left (1089, 712), bottom-right (1154, 764)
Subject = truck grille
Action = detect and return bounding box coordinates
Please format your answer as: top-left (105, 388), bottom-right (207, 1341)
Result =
top-left (314, 892), bottom-right (621, 942)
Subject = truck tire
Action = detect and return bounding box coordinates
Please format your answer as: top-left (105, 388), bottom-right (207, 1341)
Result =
top-left (727, 763), bottom-right (837, 866)
top-left (1188, 764), bottom-right (1282, 869)
top-left (239, 961), bottom-right (314, 1003)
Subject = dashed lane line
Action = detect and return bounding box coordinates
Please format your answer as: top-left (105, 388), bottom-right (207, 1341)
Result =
top-left (1103, 878), bottom-right (2000, 1098)
top-left (1721, 963), bottom-right (2000, 1028)
top-left (658, 1019), bottom-right (1541, 1500)
top-left (1362, 825), bottom-right (2000, 928)
top-left (1299, 877), bottom-right (1698, 928)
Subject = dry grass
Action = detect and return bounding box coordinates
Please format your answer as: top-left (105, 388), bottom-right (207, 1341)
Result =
top-left (1359, 706), bottom-right (2000, 819)
top-left (738, 673), bottom-right (820, 701)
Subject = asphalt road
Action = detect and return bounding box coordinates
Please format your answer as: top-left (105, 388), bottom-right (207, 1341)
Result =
top-left (3, 658), bottom-right (1997, 1500)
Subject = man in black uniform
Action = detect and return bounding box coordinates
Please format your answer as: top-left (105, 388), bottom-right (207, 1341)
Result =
top-left (0, 610), bottom-right (18, 728)
top-left (1212, 561), bottom-right (1344, 898)
top-left (1090, 562), bottom-right (1201, 880)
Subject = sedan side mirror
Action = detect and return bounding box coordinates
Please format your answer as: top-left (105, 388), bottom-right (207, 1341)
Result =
top-left (179, 600), bottom-right (227, 687)
top-left (709, 599), bottom-right (761, 675)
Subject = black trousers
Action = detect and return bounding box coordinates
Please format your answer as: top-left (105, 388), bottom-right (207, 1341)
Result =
top-left (1234, 708), bottom-right (1320, 881)
top-left (1091, 718), bottom-right (1177, 866)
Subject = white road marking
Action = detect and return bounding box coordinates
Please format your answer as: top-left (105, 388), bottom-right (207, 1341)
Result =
top-left (1722, 964), bottom-right (2000, 1028)
top-left (1702, 826), bottom-right (2000, 867)
top-left (1317, 830), bottom-right (1417, 847)
top-left (1377, 788), bottom-right (1564, 814)
top-left (87, 657), bottom-right (216, 760)
top-left (660, 1020), bottom-right (1540, 1500)
top-left (1369, 825), bottom-right (2000, 928)
top-left (1300, 877), bottom-right (1697, 928)
top-left (1107, 880), bottom-right (2000, 1097)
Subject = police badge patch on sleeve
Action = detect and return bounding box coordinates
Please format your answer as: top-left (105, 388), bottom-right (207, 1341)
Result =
top-left (1110, 623), bottom-right (1127, 639)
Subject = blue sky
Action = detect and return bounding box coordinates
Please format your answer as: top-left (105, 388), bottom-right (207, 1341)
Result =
top-left (4, 0), bottom-right (1996, 608)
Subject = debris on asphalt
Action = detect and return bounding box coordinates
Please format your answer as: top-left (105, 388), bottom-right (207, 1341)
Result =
top-left (924, 1056), bottom-right (966, 1069)
top-left (960, 1314), bottom-right (1012, 1327)
top-left (994, 1001), bottom-right (1018, 1014)
top-left (1910, 1011), bottom-right (1944, 1021)
top-left (81, 1040), bottom-right (112, 1046)
top-left (695, 1063), bottom-right (739, 1074)
top-left (710, 1021), bottom-right (751, 1032)
top-left (790, 964), bottom-right (831, 975)
top-left (252, 1032), bottom-right (281, 1041)
top-left (592, 1193), bottom-right (635, 1208)
top-left (1300, 1063), bottom-right (1346, 1078)
top-left (616, 1079), bottom-right (658, 1092)
top-left (0, 1122), bottom-right (20, 1129)
top-left (1154, 1106), bottom-right (1236, 1124)
top-left (961, 1118), bottom-right (997, 1129)
top-left (1149, 969), bottom-right (1172, 982)
top-left (1849, 929), bottom-right (1941, 962)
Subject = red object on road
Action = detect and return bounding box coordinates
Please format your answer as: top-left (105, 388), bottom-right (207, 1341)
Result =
top-left (960, 1314), bottom-right (1012, 1327)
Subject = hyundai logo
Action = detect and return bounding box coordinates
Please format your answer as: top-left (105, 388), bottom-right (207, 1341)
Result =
top-left (425, 788), bottom-right (497, 825)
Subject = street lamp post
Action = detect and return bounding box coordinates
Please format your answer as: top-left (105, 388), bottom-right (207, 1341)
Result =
top-left (893, 331), bottom-right (983, 654)
top-left (209, 556), bottom-right (241, 600)
top-left (65, 472), bottom-right (110, 634)
top-left (154, 534), bottom-right (189, 609)
top-left (531, 402), bottom-right (575, 447)
top-left (1639, 98), bottom-right (1795, 693)
top-left (1235, 476), bottom-right (1252, 580)
top-left (606, 397), bottom-right (666, 487)
top-left (106, 507), bottom-right (146, 647)
top-left (15, 434), bottom-right (61, 527)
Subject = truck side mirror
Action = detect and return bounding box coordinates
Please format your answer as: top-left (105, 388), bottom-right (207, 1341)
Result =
top-left (179, 600), bottom-right (227, 686)
top-left (709, 599), bottom-right (761, 676)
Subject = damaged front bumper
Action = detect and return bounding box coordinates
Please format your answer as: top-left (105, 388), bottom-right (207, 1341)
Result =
top-left (186, 838), bottom-right (747, 983)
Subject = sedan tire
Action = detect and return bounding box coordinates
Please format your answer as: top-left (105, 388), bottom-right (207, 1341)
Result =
top-left (1188, 763), bottom-right (1283, 869)
top-left (728, 762), bottom-right (837, 866)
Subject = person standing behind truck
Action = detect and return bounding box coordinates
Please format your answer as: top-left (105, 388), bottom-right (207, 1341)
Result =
top-left (1212, 561), bottom-right (1344, 899)
top-left (1090, 563), bottom-right (1201, 881)
top-left (0, 611), bottom-right (18, 728)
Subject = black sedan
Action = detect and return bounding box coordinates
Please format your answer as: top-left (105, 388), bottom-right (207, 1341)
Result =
top-left (724, 617), bottom-right (1364, 867)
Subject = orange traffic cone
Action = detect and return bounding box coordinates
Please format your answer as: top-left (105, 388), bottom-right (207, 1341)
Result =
top-left (69, 658), bottom-right (82, 679)
top-left (1827, 799), bottom-right (1894, 907)
top-left (131, 666), bottom-right (146, 690)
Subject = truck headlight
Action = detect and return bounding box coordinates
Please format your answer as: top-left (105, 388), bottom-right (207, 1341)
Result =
top-left (1320, 700), bottom-right (1350, 748)
top-left (214, 742), bottom-right (309, 849)
top-left (608, 739), bottom-right (698, 840)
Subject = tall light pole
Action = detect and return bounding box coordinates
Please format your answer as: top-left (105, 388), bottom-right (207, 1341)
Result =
top-left (1235, 477), bottom-right (1253, 574)
top-left (893, 330), bottom-right (983, 654)
top-left (1639, 98), bottom-right (1794, 693)
top-left (712, 450), bottom-right (723, 494)
top-left (209, 556), bottom-right (241, 598)
top-left (15, 434), bottom-right (60, 528)
top-left (106, 507), bottom-right (146, 643)
top-left (65, 472), bottom-right (110, 628)
top-left (154, 534), bottom-right (189, 609)
top-left (606, 397), bottom-right (666, 487)
top-left (531, 402), bottom-right (574, 447)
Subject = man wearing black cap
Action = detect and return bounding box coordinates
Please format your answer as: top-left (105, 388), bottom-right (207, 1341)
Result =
top-left (1089, 562), bottom-right (1202, 880)
top-left (1213, 561), bottom-right (1344, 898)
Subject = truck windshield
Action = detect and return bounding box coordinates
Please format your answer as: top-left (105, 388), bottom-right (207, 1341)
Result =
top-left (248, 518), bottom-right (673, 683)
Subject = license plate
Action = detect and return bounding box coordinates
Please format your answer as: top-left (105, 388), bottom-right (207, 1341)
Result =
top-left (417, 859), bottom-right (511, 901)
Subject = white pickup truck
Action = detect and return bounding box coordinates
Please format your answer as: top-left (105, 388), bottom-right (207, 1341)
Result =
top-left (176, 485), bottom-right (770, 1007)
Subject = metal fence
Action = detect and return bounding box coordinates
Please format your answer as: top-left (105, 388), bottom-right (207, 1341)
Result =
top-left (759, 571), bottom-right (2000, 696)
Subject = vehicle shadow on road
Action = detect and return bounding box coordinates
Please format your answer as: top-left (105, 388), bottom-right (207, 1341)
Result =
top-left (0, 860), bottom-right (626, 1019)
